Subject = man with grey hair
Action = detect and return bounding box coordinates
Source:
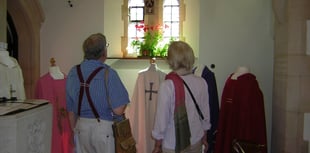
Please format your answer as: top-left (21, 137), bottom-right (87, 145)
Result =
top-left (66, 33), bottom-right (130, 153)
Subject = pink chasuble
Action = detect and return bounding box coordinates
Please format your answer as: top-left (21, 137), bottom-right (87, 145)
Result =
top-left (35, 73), bottom-right (73, 153)
top-left (127, 64), bottom-right (166, 153)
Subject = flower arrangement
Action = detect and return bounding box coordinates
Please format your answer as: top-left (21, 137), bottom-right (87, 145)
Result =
top-left (130, 22), bottom-right (173, 57)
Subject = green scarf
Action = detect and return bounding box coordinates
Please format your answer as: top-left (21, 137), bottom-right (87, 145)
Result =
top-left (166, 72), bottom-right (191, 153)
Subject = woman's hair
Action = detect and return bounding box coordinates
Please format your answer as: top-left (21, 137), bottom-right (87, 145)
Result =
top-left (83, 33), bottom-right (107, 60)
top-left (167, 41), bottom-right (195, 71)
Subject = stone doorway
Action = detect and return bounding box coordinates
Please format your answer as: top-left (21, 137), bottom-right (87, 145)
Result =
top-left (7, 0), bottom-right (44, 98)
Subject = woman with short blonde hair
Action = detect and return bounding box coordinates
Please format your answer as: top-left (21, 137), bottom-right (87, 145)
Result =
top-left (152, 41), bottom-right (210, 153)
top-left (167, 41), bottom-right (195, 72)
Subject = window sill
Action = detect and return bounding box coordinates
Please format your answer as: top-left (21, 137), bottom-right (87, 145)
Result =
top-left (106, 57), bottom-right (169, 70)
top-left (107, 57), bottom-right (166, 60)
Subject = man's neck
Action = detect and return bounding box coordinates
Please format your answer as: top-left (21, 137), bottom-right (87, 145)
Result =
top-left (98, 56), bottom-right (106, 63)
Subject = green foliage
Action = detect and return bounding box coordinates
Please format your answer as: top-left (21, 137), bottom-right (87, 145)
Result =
top-left (130, 31), bottom-right (172, 57)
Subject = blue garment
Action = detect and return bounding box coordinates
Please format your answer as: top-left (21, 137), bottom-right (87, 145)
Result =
top-left (201, 66), bottom-right (219, 153)
top-left (66, 60), bottom-right (129, 121)
top-left (194, 65), bottom-right (219, 153)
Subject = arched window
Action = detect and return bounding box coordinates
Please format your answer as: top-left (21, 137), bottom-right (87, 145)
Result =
top-left (127, 0), bottom-right (145, 55)
top-left (124, 0), bottom-right (184, 57)
top-left (163, 0), bottom-right (180, 42)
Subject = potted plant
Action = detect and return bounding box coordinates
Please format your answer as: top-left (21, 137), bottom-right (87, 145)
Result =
top-left (130, 23), bottom-right (172, 57)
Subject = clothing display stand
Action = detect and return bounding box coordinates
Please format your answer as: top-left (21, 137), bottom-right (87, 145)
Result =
top-left (231, 66), bottom-right (250, 80)
top-left (35, 58), bottom-right (73, 153)
top-left (49, 58), bottom-right (64, 80)
top-left (193, 64), bottom-right (219, 153)
top-left (214, 67), bottom-right (267, 153)
top-left (127, 57), bottom-right (166, 153)
top-left (0, 42), bottom-right (26, 100)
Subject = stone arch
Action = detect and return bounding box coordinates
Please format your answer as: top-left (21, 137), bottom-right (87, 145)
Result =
top-left (7, 0), bottom-right (44, 98)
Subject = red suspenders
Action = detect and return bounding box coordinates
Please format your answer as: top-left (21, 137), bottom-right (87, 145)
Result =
top-left (76, 65), bottom-right (104, 122)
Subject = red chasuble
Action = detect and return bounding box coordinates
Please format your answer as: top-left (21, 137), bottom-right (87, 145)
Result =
top-left (214, 73), bottom-right (267, 153)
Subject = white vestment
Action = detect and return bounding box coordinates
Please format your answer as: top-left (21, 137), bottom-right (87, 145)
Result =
top-left (0, 51), bottom-right (26, 100)
top-left (127, 63), bottom-right (166, 153)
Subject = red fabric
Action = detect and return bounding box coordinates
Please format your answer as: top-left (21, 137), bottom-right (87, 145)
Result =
top-left (214, 73), bottom-right (267, 153)
top-left (35, 73), bottom-right (73, 153)
top-left (165, 72), bottom-right (191, 152)
top-left (165, 72), bottom-right (185, 110)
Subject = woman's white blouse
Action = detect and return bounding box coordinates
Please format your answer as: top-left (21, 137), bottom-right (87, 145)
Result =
top-left (152, 74), bottom-right (211, 150)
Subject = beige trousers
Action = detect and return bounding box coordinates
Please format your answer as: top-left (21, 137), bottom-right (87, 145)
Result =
top-left (75, 117), bottom-right (114, 153)
top-left (162, 141), bottom-right (202, 153)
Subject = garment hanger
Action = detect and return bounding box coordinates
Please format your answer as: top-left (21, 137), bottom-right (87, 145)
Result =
top-left (231, 66), bottom-right (250, 80)
top-left (50, 57), bottom-right (56, 67)
top-left (148, 57), bottom-right (157, 71)
top-left (49, 57), bottom-right (64, 80)
top-left (150, 57), bottom-right (156, 64)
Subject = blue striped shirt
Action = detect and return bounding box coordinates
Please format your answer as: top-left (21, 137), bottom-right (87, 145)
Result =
top-left (66, 60), bottom-right (129, 121)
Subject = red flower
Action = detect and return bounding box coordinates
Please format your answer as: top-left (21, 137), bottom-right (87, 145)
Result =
top-left (164, 24), bottom-right (169, 29)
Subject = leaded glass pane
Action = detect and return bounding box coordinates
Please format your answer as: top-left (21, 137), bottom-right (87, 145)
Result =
top-left (129, 7), bottom-right (144, 21)
top-left (129, 0), bottom-right (144, 6)
top-left (163, 0), bottom-right (179, 5)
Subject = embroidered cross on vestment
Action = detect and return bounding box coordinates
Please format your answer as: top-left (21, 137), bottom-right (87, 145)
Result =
top-left (145, 82), bottom-right (158, 100)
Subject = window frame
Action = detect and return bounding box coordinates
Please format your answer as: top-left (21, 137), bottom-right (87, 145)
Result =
top-left (121, 0), bottom-right (185, 57)
top-left (129, 6), bottom-right (144, 22)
